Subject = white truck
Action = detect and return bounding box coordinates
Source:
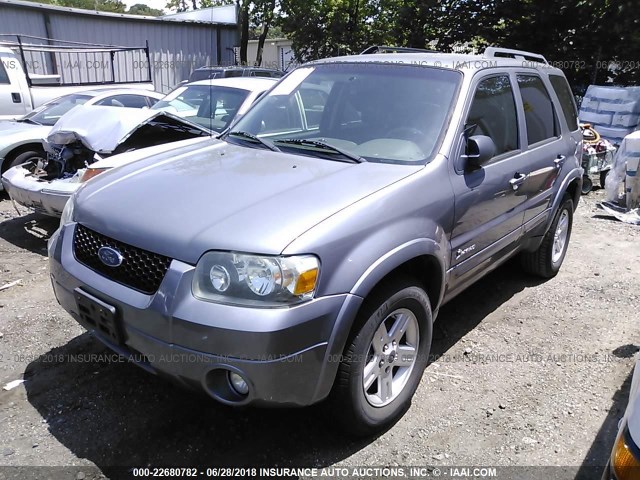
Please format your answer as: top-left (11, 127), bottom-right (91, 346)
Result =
top-left (0, 35), bottom-right (155, 121)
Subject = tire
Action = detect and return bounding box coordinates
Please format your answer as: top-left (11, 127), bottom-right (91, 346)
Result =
top-left (5, 150), bottom-right (46, 173)
top-left (520, 195), bottom-right (573, 278)
top-left (581, 175), bottom-right (592, 195)
top-left (327, 275), bottom-right (433, 436)
top-left (600, 170), bottom-right (609, 189)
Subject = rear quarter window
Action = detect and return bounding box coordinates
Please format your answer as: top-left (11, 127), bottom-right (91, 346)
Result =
top-left (549, 74), bottom-right (579, 131)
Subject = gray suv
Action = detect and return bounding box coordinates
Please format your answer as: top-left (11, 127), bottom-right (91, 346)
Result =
top-left (48, 47), bottom-right (583, 435)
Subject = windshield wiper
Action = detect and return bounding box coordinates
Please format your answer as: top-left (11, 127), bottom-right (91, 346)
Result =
top-left (226, 131), bottom-right (280, 152)
top-left (274, 139), bottom-right (365, 163)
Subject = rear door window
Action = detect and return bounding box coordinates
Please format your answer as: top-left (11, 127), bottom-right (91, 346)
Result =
top-left (517, 74), bottom-right (559, 145)
top-left (548, 74), bottom-right (579, 131)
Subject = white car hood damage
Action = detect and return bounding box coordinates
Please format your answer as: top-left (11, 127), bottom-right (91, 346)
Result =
top-left (3, 105), bottom-right (213, 217)
top-left (45, 105), bottom-right (211, 154)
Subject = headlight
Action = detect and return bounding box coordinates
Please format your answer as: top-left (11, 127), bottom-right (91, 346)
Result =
top-left (612, 425), bottom-right (640, 480)
top-left (193, 252), bottom-right (319, 307)
top-left (59, 196), bottom-right (75, 227)
top-left (80, 167), bottom-right (111, 183)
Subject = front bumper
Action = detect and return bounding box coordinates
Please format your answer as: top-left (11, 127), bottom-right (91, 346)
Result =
top-left (48, 224), bottom-right (362, 406)
top-left (2, 166), bottom-right (77, 217)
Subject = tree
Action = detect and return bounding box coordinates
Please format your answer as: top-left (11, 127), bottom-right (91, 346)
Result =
top-left (127, 3), bottom-right (164, 15)
top-left (164, 0), bottom-right (232, 14)
top-left (23, 0), bottom-right (126, 12)
top-left (480, 0), bottom-right (640, 91)
top-left (254, 0), bottom-right (276, 66)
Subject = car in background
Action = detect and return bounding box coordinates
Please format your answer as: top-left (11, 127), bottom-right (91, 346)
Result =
top-left (153, 77), bottom-right (277, 131)
top-left (188, 66), bottom-right (284, 82)
top-left (0, 88), bottom-right (163, 188)
top-left (602, 354), bottom-right (640, 480)
top-left (2, 77), bottom-right (277, 216)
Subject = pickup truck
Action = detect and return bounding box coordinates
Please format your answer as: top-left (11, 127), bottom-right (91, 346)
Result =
top-left (0, 36), bottom-right (155, 120)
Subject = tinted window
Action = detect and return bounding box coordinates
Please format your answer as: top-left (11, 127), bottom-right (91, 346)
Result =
top-left (0, 61), bottom-right (9, 84)
top-left (549, 74), bottom-right (578, 131)
top-left (517, 75), bottom-right (558, 145)
top-left (467, 75), bottom-right (519, 157)
top-left (96, 94), bottom-right (149, 108)
top-left (189, 69), bottom-right (223, 82)
top-left (146, 96), bottom-right (159, 107)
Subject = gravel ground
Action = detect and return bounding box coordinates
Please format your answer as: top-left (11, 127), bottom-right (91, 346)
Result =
top-left (0, 188), bottom-right (638, 480)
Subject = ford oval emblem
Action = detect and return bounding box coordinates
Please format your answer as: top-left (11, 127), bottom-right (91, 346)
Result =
top-left (98, 246), bottom-right (123, 267)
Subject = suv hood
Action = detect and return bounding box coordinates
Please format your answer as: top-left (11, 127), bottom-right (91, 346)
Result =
top-left (74, 140), bottom-right (420, 263)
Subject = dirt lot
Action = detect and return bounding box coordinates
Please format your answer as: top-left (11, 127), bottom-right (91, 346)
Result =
top-left (0, 188), bottom-right (638, 480)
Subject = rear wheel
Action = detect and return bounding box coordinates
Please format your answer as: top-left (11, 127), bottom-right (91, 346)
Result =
top-left (581, 175), bottom-right (592, 194)
top-left (327, 276), bottom-right (432, 436)
top-left (520, 195), bottom-right (573, 278)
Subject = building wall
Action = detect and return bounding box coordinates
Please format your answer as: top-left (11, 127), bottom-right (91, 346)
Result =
top-left (0, 0), bottom-right (239, 92)
top-left (246, 38), bottom-right (294, 71)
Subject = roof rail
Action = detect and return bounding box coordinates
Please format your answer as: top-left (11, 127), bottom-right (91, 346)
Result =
top-left (360, 45), bottom-right (439, 55)
top-left (484, 47), bottom-right (548, 65)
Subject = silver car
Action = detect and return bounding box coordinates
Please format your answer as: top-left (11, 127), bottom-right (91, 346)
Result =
top-left (48, 48), bottom-right (583, 435)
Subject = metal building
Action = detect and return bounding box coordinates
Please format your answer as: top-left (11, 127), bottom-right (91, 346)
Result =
top-left (0, 0), bottom-right (239, 92)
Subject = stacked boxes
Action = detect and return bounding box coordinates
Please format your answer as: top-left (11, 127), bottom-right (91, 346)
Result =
top-left (579, 86), bottom-right (640, 145)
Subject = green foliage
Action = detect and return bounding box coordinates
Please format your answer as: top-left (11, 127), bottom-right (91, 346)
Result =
top-left (25, 0), bottom-right (127, 12)
top-left (279, 0), bottom-right (639, 88)
top-left (479, 0), bottom-right (640, 90)
top-left (127, 3), bottom-right (164, 15)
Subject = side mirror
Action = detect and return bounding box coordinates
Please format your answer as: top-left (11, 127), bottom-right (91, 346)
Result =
top-left (464, 135), bottom-right (496, 170)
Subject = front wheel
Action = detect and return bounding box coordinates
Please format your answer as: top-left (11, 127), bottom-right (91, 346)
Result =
top-left (7, 150), bottom-right (46, 172)
top-left (327, 276), bottom-right (432, 436)
top-left (520, 195), bottom-right (574, 278)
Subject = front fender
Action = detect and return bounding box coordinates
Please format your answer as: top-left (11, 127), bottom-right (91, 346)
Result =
top-left (351, 236), bottom-right (447, 302)
top-left (309, 237), bottom-right (448, 403)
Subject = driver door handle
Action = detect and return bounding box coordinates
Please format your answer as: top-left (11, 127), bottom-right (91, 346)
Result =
top-left (554, 155), bottom-right (566, 168)
top-left (509, 172), bottom-right (526, 191)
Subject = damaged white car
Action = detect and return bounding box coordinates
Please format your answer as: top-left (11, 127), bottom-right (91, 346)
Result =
top-left (1, 77), bottom-right (277, 216)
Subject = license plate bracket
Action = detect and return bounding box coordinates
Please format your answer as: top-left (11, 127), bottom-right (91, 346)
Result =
top-left (74, 288), bottom-right (125, 345)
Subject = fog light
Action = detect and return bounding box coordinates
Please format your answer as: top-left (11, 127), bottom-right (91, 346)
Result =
top-left (228, 371), bottom-right (249, 395)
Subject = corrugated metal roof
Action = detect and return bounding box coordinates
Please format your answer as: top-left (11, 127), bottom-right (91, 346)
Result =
top-left (0, 0), bottom-right (236, 25)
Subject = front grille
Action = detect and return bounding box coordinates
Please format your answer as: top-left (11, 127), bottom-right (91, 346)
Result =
top-left (73, 224), bottom-right (171, 294)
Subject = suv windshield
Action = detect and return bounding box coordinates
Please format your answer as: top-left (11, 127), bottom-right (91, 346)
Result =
top-left (23, 94), bottom-right (92, 126)
top-left (226, 63), bottom-right (461, 164)
top-left (152, 85), bottom-right (250, 132)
